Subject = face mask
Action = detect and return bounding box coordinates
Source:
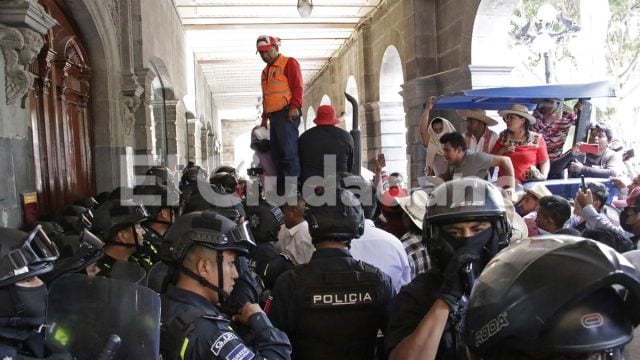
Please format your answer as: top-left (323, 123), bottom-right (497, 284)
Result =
top-left (446, 226), bottom-right (494, 253)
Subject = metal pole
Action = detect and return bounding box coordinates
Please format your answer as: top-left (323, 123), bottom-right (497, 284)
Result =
top-left (544, 52), bottom-right (552, 84)
top-left (344, 92), bottom-right (360, 176)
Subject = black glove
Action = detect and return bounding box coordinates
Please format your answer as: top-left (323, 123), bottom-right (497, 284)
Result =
top-left (437, 247), bottom-right (480, 312)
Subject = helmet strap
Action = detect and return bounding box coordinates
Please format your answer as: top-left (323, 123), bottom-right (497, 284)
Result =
top-left (179, 261), bottom-right (229, 304)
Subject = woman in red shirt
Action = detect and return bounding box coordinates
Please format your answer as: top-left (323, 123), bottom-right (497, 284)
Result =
top-left (492, 104), bottom-right (550, 184)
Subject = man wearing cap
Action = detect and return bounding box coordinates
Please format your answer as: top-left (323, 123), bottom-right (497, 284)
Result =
top-left (516, 183), bottom-right (552, 236)
top-left (456, 108), bottom-right (499, 154)
top-left (298, 104), bottom-right (354, 184)
top-left (256, 35), bottom-right (304, 195)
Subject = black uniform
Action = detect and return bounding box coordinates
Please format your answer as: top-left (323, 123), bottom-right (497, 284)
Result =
top-left (269, 248), bottom-right (393, 360)
top-left (385, 269), bottom-right (462, 359)
top-left (298, 125), bottom-right (354, 183)
top-left (161, 287), bottom-right (291, 360)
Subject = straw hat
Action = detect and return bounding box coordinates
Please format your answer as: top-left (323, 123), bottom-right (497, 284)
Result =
top-left (523, 183), bottom-right (552, 200)
top-left (396, 190), bottom-right (428, 230)
top-left (498, 104), bottom-right (536, 125)
top-left (456, 109), bottom-right (498, 126)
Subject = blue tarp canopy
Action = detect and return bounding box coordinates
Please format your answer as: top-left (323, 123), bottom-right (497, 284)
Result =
top-left (432, 81), bottom-right (616, 110)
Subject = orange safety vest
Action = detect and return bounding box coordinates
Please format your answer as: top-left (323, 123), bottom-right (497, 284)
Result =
top-left (261, 55), bottom-right (292, 113)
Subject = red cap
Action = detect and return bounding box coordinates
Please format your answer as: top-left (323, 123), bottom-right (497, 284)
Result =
top-left (313, 105), bottom-right (340, 126)
top-left (256, 35), bottom-right (277, 52)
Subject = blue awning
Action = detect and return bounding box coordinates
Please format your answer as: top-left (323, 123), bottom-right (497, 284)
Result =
top-left (432, 81), bottom-right (616, 110)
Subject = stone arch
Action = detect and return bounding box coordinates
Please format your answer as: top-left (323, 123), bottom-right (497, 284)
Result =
top-left (306, 106), bottom-right (316, 130)
top-left (320, 94), bottom-right (331, 105)
top-left (378, 45), bottom-right (406, 176)
top-left (344, 75), bottom-right (359, 132)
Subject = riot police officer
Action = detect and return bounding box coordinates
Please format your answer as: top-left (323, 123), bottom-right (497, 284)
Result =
top-left (160, 210), bottom-right (291, 359)
top-left (465, 235), bottom-right (640, 360)
top-left (386, 178), bottom-right (512, 359)
top-left (0, 226), bottom-right (70, 359)
top-left (268, 186), bottom-right (394, 360)
top-left (89, 199), bottom-right (149, 275)
top-left (133, 184), bottom-right (179, 266)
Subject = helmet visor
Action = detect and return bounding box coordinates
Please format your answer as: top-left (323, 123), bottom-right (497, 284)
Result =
top-left (0, 225), bottom-right (60, 282)
top-left (227, 221), bottom-right (256, 249)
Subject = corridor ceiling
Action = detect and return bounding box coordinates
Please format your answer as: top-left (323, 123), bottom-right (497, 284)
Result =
top-left (175, 0), bottom-right (383, 120)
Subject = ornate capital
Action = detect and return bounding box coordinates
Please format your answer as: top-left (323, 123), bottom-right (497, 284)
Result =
top-left (0, 25), bottom-right (44, 106)
top-left (121, 73), bottom-right (144, 135)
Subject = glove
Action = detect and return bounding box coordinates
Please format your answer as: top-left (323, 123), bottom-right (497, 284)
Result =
top-left (437, 247), bottom-right (480, 312)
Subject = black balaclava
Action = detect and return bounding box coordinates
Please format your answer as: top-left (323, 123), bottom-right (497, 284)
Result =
top-left (0, 283), bottom-right (48, 342)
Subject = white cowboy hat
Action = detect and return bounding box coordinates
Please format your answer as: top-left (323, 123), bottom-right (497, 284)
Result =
top-left (456, 109), bottom-right (498, 126)
top-left (396, 190), bottom-right (428, 230)
top-left (523, 183), bottom-right (552, 200)
top-left (498, 104), bottom-right (536, 125)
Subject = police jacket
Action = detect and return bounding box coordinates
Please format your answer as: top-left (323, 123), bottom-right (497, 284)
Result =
top-left (269, 247), bottom-right (393, 360)
top-left (160, 287), bottom-right (291, 360)
top-left (385, 269), bottom-right (462, 359)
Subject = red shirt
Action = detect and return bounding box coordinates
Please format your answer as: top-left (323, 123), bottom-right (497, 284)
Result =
top-left (283, 57), bottom-right (304, 110)
top-left (492, 131), bottom-right (549, 184)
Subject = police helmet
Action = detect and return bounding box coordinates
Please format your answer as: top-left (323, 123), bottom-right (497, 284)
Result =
top-left (214, 165), bottom-right (237, 177)
top-left (0, 226), bottom-right (60, 287)
top-left (145, 166), bottom-right (172, 186)
top-left (423, 178), bottom-right (511, 269)
top-left (210, 171), bottom-right (238, 195)
top-left (166, 210), bottom-right (253, 264)
top-left (305, 186), bottom-right (365, 243)
top-left (245, 200), bottom-right (284, 243)
top-left (91, 199), bottom-right (149, 241)
top-left (133, 184), bottom-right (179, 217)
top-left (180, 166), bottom-right (207, 189)
top-left (465, 235), bottom-right (640, 359)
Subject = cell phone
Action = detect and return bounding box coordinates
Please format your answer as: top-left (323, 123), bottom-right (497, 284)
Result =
top-left (377, 153), bottom-right (386, 167)
top-left (580, 175), bottom-right (586, 192)
top-left (579, 143), bottom-right (599, 154)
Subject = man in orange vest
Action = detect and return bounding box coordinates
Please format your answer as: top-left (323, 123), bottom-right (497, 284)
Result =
top-left (257, 35), bottom-right (304, 196)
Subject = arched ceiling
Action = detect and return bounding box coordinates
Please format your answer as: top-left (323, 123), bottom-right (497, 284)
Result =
top-left (175, 0), bottom-right (382, 120)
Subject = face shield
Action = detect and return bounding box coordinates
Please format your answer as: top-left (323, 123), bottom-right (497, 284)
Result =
top-left (0, 225), bottom-right (60, 285)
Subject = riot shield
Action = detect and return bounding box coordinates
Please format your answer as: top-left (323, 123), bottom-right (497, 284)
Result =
top-left (46, 273), bottom-right (160, 359)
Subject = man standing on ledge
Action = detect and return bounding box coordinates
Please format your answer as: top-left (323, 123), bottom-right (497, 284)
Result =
top-left (257, 35), bottom-right (304, 195)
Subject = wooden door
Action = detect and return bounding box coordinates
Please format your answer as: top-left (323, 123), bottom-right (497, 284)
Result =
top-left (29, 0), bottom-right (94, 215)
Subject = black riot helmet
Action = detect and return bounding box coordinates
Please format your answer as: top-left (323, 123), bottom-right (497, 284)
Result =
top-left (180, 166), bottom-right (207, 189)
top-left (133, 184), bottom-right (180, 221)
top-left (145, 166), bottom-right (172, 186)
top-left (465, 236), bottom-right (640, 360)
top-left (245, 199), bottom-right (284, 243)
top-left (91, 199), bottom-right (149, 243)
top-left (423, 178), bottom-right (511, 270)
top-left (0, 226), bottom-right (60, 287)
top-left (304, 185), bottom-right (365, 243)
top-left (210, 171), bottom-right (238, 195)
top-left (165, 210), bottom-right (253, 302)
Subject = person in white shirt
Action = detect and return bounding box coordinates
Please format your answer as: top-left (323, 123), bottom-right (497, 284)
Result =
top-left (456, 108), bottom-right (499, 154)
top-left (276, 193), bottom-right (314, 265)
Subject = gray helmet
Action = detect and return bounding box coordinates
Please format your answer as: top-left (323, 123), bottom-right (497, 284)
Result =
top-left (91, 199), bottom-right (149, 241)
top-left (0, 226), bottom-right (60, 286)
top-left (305, 186), bottom-right (365, 243)
top-left (210, 171), bottom-right (238, 195)
top-left (465, 235), bottom-right (640, 359)
top-left (423, 178), bottom-right (511, 269)
top-left (145, 166), bottom-right (172, 186)
top-left (165, 210), bottom-right (252, 264)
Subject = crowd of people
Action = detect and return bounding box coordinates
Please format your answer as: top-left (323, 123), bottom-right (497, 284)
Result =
top-left (1, 34), bottom-right (640, 360)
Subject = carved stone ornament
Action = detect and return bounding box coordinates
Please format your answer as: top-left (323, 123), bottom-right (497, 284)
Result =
top-left (0, 24), bottom-right (44, 107)
top-left (122, 94), bottom-right (142, 136)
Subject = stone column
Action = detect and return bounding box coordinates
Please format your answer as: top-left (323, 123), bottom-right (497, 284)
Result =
top-left (0, 0), bottom-right (56, 227)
